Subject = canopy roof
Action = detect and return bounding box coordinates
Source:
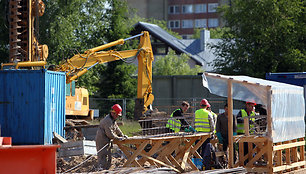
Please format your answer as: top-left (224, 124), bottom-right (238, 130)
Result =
top-left (203, 73), bottom-right (305, 143)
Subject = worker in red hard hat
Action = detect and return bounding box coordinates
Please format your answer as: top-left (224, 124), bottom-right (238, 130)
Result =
top-left (95, 104), bottom-right (128, 170)
top-left (236, 100), bottom-right (257, 165)
top-left (237, 101), bottom-right (256, 135)
top-left (194, 98), bottom-right (215, 170)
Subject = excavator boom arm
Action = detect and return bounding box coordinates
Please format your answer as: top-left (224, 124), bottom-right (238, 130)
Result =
top-left (57, 31), bottom-right (154, 117)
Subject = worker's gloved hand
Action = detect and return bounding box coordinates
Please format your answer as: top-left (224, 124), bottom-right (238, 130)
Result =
top-left (216, 132), bottom-right (223, 144)
top-left (189, 126), bottom-right (196, 133)
top-left (184, 128), bottom-right (191, 132)
top-left (233, 132), bottom-right (237, 136)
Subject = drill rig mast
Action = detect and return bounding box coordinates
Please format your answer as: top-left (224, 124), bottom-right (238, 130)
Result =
top-left (9, 0), bottom-right (48, 64)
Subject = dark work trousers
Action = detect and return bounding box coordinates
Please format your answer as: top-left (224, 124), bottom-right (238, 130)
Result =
top-left (222, 136), bottom-right (237, 162)
top-left (242, 142), bottom-right (255, 165)
top-left (196, 137), bottom-right (215, 170)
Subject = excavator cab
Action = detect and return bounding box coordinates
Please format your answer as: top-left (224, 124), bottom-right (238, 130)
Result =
top-left (65, 81), bottom-right (94, 120)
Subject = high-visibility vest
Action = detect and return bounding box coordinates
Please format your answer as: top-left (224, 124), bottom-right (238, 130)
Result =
top-left (166, 109), bottom-right (182, 132)
top-left (237, 109), bottom-right (255, 134)
top-left (194, 109), bottom-right (211, 133)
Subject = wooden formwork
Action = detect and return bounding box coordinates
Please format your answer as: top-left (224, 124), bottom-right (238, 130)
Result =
top-left (114, 132), bottom-right (210, 173)
top-left (204, 72), bottom-right (306, 173)
top-left (234, 136), bottom-right (305, 173)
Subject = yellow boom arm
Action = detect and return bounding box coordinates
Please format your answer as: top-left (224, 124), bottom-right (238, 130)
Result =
top-left (56, 31), bottom-right (154, 117)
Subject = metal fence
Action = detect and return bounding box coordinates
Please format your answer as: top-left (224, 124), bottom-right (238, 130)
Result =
top-left (89, 97), bottom-right (238, 119)
top-left (90, 97), bottom-right (267, 136)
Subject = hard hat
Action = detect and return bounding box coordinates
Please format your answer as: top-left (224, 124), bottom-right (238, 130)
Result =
top-left (246, 100), bottom-right (256, 106)
top-left (200, 99), bottom-right (210, 107)
top-left (112, 104), bottom-right (122, 116)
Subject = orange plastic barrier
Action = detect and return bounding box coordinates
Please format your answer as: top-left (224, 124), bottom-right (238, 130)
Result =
top-left (0, 144), bottom-right (60, 174)
top-left (0, 137), bottom-right (12, 145)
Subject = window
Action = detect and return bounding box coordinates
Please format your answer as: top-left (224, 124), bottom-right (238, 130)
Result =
top-left (195, 4), bottom-right (207, 13)
top-left (168, 20), bottom-right (180, 29)
top-left (182, 4), bottom-right (193, 14)
top-left (181, 20), bottom-right (193, 28)
top-left (169, 5), bottom-right (180, 14)
top-left (182, 35), bottom-right (193, 39)
top-left (208, 18), bottom-right (219, 28)
top-left (195, 19), bottom-right (207, 28)
top-left (83, 97), bottom-right (87, 105)
top-left (208, 3), bottom-right (218, 13)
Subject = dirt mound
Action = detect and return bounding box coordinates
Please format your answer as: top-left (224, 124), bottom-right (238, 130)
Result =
top-left (57, 155), bottom-right (127, 173)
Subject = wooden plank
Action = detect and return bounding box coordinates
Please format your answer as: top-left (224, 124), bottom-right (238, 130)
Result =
top-left (189, 135), bottom-right (208, 156)
top-left (248, 142), bottom-right (252, 163)
top-left (176, 136), bottom-right (198, 160)
top-left (141, 154), bottom-right (180, 173)
top-left (187, 158), bottom-right (199, 171)
top-left (266, 86), bottom-right (272, 138)
top-left (273, 141), bottom-right (305, 151)
top-left (238, 136), bottom-right (268, 143)
top-left (53, 132), bottom-right (67, 143)
top-left (267, 140), bottom-right (273, 173)
top-left (239, 142), bottom-right (244, 166)
top-left (193, 150), bottom-right (202, 159)
top-left (285, 141), bottom-right (291, 172)
top-left (292, 139), bottom-right (298, 170)
top-left (156, 139), bottom-right (181, 162)
top-left (137, 140), bottom-right (163, 165)
top-left (227, 78), bottom-right (234, 168)
top-left (276, 143), bottom-right (282, 167)
top-left (117, 144), bottom-right (140, 167)
top-left (168, 155), bottom-right (184, 172)
top-left (300, 138), bottom-right (305, 163)
top-left (181, 147), bottom-right (191, 169)
top-left (244, 117), bottom-right (250, 136)
top-left (246, 143), bottom-right (268, 167)
top-left (124, 140), bottom-right (150, 167)
top-left (273, 161), bottom-right (306, 173)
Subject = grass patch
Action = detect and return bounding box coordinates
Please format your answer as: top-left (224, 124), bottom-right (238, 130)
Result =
top-left (119, 120), bottom-right (141, 137)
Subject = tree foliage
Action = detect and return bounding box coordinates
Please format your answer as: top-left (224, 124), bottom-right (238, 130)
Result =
top-left (211, 0), bottom-right (306, 78)
top-left (153, 50), bottom-right (203, 75)
top-left (0, 0), bottom-right (138, 99)
top-left (0, 1), bottom-right (9, 63)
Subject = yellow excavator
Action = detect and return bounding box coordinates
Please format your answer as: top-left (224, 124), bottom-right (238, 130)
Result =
top-left (57, 31), bottom-right (155, 120)
top-left (1, 0), bottom-right (154, 120)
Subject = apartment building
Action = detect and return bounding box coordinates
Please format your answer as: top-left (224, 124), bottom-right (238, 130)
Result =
top-left (127, 0), bottom-right (229, 39)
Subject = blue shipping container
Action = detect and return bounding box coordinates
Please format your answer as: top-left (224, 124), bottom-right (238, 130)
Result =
top-left (0, 70), bottom-right (66, 145)
top-left (266, 72), bottom-right (306, 87)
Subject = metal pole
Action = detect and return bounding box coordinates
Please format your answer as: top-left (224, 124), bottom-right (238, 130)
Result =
top-left (124, 33), bottom-right (144, 42)
top-left (123, 98), bottom-right (127, 120)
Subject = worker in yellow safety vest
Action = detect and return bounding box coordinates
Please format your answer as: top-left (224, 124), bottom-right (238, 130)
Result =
top-left (166, 101), bottom-right (190, 133)
top-left (194, 99), bottom-right (215, 170)
top-left (236, 101), bottom-right (257, 165)
top-left (236, 101), bottom-right (256, 135)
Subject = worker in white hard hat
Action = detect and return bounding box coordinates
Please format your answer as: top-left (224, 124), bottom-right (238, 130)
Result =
top-left (95, 104), bottom-right (128, 170)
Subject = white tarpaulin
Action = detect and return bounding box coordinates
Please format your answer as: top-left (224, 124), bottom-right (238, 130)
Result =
top-left (202, 73), bottom-right (305, 143)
